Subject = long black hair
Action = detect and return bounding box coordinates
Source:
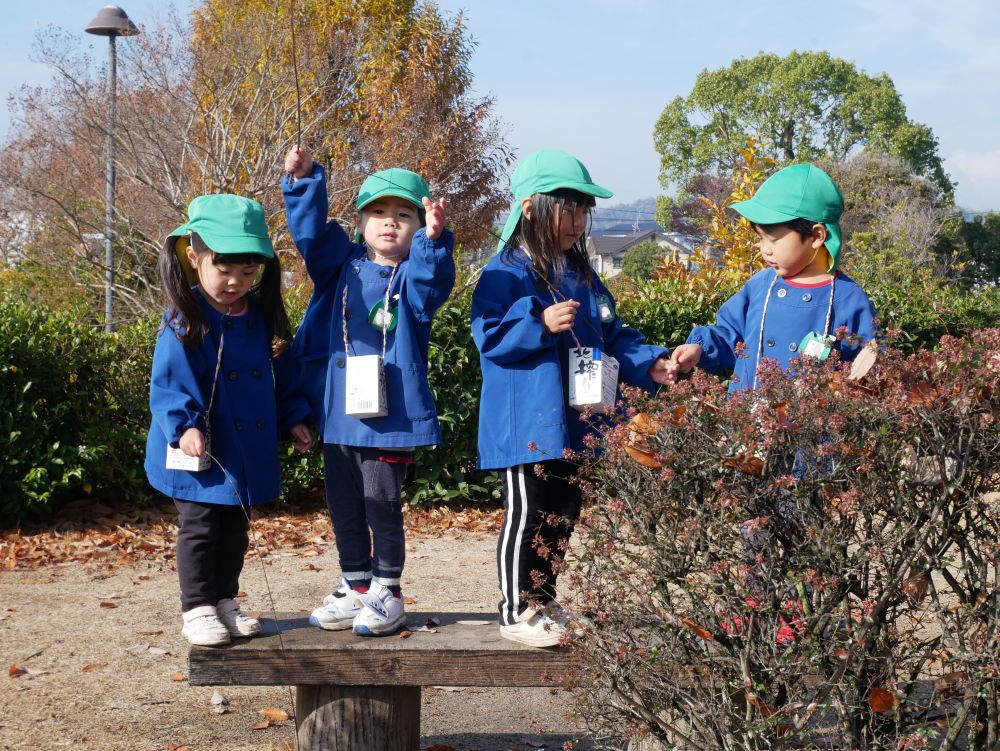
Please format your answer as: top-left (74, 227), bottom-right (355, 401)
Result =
top-left (502, 188), bottom-right (596, 287)
top-left (158, 231), bottom-right (292, 356)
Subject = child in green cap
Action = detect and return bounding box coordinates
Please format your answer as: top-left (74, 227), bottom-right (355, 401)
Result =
top-left (282, 147), bottom-right (455, 636)
top-left (146, 194), bottom-right (313, 646)
top-left (472, 148), bottom-right (673, 647)
top-left (665, 163), bottom-right (878, 644)
top-left (666, 163), bottom-right (877, 391)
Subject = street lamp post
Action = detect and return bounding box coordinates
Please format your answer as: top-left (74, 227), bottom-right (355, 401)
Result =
top-left (85, 5), bottom-right (139, 333)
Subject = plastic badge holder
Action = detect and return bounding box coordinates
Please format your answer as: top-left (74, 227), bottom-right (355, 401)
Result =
top-left (568, 347), bottom-right (619, 413)
top-left (165, 440), bottom-right (211, 472)
top-left (345, 354), bottom-right (388, 418)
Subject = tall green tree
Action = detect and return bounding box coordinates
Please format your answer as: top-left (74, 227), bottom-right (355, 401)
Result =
top-left (621, 241), bottom-right (669, 281)
top-left (654, 51), bottom-right (951, 196)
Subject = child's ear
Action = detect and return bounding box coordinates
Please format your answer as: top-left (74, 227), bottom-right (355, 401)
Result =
top-left (185, 245), bottom-right (200, 269)
top-left (811, 223), bottom-right (828, 248)
top-left (520, 196), bottom-right (533, 220)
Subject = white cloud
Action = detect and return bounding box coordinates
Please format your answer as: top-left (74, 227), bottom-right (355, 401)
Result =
top-left (948, 149), bottom-right (1000, 211)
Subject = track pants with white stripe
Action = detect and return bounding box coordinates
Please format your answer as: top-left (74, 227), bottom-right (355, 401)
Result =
top-left (497, 460), bottom-right (582, 626)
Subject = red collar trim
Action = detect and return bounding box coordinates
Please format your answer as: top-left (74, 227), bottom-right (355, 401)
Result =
top-left (784, 271), bottom-right (840, 288)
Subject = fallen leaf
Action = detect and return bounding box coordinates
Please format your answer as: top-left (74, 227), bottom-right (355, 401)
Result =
top-left (167, 745), bottom-right (192, 751)
top-left (723, 453), bottom-right (765, 476)
top-left (8, 664), bottom-right (27, 678)
top-left (398, 630), bottom-right (413, 639)
top-left (81, 663), bottom-right (106, 673)
top-left (260, 707), bottom-right (289, 722)
top-left (300, 563), bottom-right (320, 571)
top-left (126, 643), bottom-right (150, 655)
top-left (679, 617), bottom-right (714, 641)
top-left (902, 571), bottom-right (930, 606)
top-left (99, 601), bottom-right (118, 609)
top-left (137, 629), bottom-right (163, 636)
top-left (402, 596), bottom-right (416, 605)
top-left (251, 720), bottom-right (272, 731)
top-left (868, 687), bottom-right (896, 713)
top-left (934, 671), bottom-right (967, 694)
top-left (169, 673), bottom-right (186, 682)
top-left (210, 690), bottom-right (229, 706)
top-left (147, 647), bottom-right (169, 656)
top-left (456, 620), bottom-right (491, 626)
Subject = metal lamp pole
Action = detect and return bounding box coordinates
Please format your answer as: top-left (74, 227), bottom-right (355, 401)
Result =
top-left (85, 5), bottom-right (139, 333)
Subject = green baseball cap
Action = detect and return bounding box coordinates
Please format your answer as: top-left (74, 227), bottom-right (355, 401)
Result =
top-left (356, 168), bottom-right (430, 212)
top-left (729, 163), bottom-right (845, 272)
top-left (169, 194), bottom-right (275, 258)
top-left (497, 148), bottom-right (613, 252)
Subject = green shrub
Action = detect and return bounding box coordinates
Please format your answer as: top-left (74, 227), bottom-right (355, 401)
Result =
top-left (0, 300), bottom-right (109, 524)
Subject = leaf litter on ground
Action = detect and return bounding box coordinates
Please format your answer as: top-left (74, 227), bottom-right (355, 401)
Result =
top-left (2, 499), bottom-right (502, 570)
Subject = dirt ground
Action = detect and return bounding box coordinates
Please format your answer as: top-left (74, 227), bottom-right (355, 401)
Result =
top-left (0, 522), bottom-right (596, 751)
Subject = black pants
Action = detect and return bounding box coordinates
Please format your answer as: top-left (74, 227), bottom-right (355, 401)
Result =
top-left (174, 499), bottom-right (249, 612)
top-left (497, 460), bottom-right (582, 626)
top-left (323, 444), bottom-right (410, 588)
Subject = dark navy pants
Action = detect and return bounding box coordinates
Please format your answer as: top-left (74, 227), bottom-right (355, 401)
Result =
top-left (323, 444), bottom-right (410, 588)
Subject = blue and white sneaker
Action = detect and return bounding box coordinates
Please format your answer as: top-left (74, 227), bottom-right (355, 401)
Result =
top-left (353, 582), bottom-right (406, 636)
top-left (309, 578), bottom-right (365, 631)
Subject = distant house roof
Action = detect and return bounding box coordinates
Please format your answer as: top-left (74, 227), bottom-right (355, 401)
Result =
top-left (590, 230), bottom-right (657, 256)
top-left (597, 220), bottom-right (665, 234)
top-left (589, 229), bottom-right (694, 257)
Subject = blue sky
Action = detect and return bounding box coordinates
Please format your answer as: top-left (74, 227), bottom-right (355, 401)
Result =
top-left (3, 1), bottom-right (998, 211)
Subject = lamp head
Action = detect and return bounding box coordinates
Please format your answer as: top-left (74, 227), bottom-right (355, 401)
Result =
top-left (84, 5), bottom-right (139, 37)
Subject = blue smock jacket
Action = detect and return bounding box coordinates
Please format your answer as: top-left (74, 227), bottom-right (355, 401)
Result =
top-left (283, 165), bottom-right (455, 447)
top-left (688, 269), bottom-right (877, 393)
top-left (472, 249), bottom-right (669, 470)
top-left (144, 293), bottom-right (311, 506)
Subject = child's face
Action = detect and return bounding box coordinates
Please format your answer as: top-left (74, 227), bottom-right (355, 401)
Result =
top-left (754, 223), bottom-right (827, 278)
top-left (186, 248), bottom-right (261, 313)
top-left (356, 196), bottom-right (422, 260)
top-left (551, 203), bottom-right (590, 252)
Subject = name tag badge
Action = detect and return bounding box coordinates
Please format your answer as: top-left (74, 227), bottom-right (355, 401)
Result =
top-left (345, 354), bottom-right (388, 418)
top-left (596, 294), bottom-right (614, 323)
top-left (800, 332), bottom-right (835, 360)
top-left (368, 300), bottom-right (397, 332)
top-left (165, 437), bottom-right (211, 472)
top-left (568, 346), bottom-right (620, 413)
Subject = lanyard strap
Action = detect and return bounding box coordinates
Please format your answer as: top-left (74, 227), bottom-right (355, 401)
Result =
top-left (342, 262), bottom-right (399, 358)
top-left (752, 272), bottom-right (836, 390)
top-left (203, 309), bottom-right (229, 434)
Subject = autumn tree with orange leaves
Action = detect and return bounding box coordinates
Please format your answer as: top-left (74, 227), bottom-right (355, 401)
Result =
top-left (0, 1), bottom-right (511, 326)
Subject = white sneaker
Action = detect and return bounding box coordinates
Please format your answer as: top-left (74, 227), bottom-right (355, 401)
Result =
top-left (353, 582), bottom-right (406, 636)
top-left (309, 578), bottom-right (365, 631)
top-left (181, 605), bottom-right (231, 646)
top-left (499, 606), bottom-right (567, 648)
top-left (217, 598), bottom-right (261, 638)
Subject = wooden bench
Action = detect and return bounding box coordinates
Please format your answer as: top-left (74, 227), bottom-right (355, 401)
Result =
top-left (188, 612), bottom-right (579, 750)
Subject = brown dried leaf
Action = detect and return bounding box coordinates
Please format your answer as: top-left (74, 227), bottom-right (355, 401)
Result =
top-left (8, 664), bottom-right (27, 678)
top-left (81, 663), bottom-right (106, 672)
top-left (398, 630), bottom-right (413, 639)
top-left (99, 601), bottom-right (117, 609)
top-left (934, 671), bottom-right (967, 694)
top-left (169, 672), bottom-right (186, 682)
top-left (251, 720), bottom-right (272, 731)
top-left (868, 687), bottom-right (896, 713)
top-left (902, 571), bottom-right (930, 606)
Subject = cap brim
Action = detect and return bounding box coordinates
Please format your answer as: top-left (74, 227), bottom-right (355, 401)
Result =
top-left (728, 198), bottom-right (799, 225)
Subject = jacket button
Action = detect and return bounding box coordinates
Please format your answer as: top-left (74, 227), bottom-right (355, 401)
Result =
top-left (351, 266), bottom-right (360, 275)
top-left (228, 371), bottom-right (238, 381)
top-left (256, 419), bottom-right (266, 429)
top-left (235, 420), bottom-right (244, 431)
top-left (224, 320), bottom-right (234, 330)
top-left (336, 358), bottom-right (345, 368)
top-left (379, 268), bottom-right (389, 278)
top-left (776, 288), bottom-right (787, 298)
top-left (766, 338), bottom-right (775, 348)
top-left (251, 369), bottom-right (261, 378)
top-left (789, 342), bottom-right (799, 352)
top-left (802, 292), bottom-right (813, 302)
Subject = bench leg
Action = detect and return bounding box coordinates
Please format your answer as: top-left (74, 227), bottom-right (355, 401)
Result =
top-left (295, 684), bottom-right (421, 751)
